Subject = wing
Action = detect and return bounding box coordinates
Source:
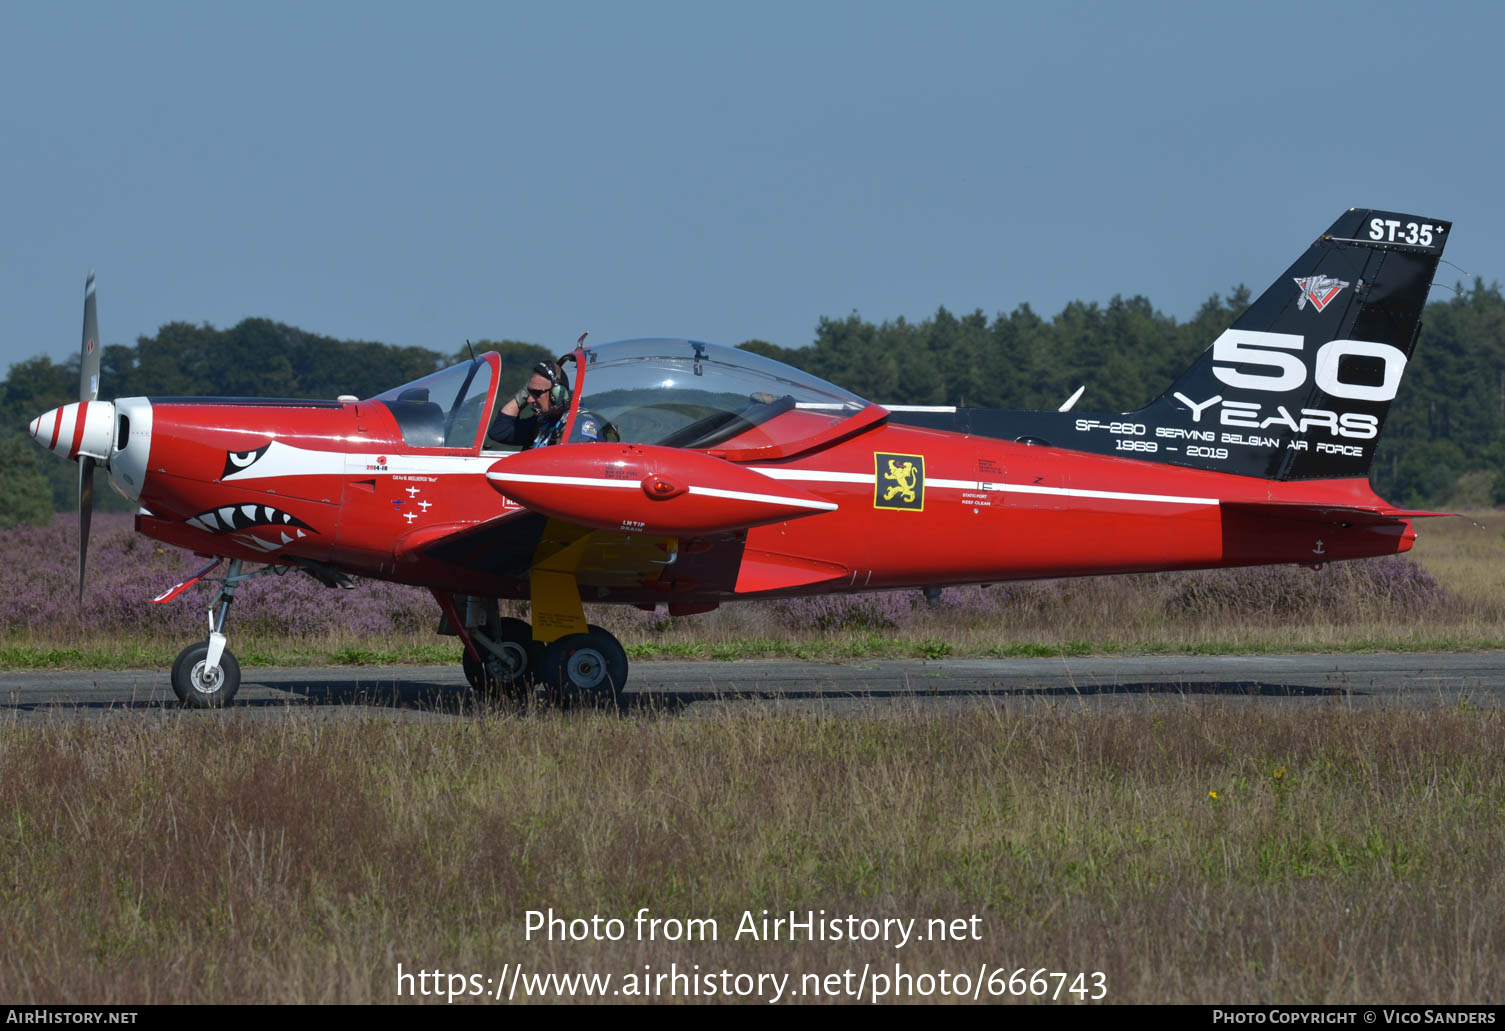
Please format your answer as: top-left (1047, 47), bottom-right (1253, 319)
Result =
top-left (407, 508), bottom-right (750, 602)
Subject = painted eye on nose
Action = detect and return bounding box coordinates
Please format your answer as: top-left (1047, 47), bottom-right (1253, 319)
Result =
top-left (220, 443), bottom-right (272, 480)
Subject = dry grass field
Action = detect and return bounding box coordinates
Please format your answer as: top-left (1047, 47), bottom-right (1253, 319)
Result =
top-left (0, 708), bottom-right (1500, 1003)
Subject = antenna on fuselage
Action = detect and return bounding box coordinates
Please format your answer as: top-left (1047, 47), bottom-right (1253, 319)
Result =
top-left (465, 339), bottom-right (477, 362)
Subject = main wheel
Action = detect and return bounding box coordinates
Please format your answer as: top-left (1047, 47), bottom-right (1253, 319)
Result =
top-left (170, 642), bottom-right (241, 709)
top-left (538, 625), bottom-right (628, 708)
top-left (462, 617), bottom-right (540, 702)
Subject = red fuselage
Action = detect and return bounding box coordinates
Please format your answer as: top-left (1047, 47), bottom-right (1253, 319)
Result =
top-left (122, 388), bottom-right (1411, 610)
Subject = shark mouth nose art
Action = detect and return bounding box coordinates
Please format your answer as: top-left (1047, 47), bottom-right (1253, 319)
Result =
top-left (184, 505), bottom-right (315, 552)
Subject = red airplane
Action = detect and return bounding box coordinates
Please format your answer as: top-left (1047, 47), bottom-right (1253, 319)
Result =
top-left (29, 208), bottom-right (1450, 708)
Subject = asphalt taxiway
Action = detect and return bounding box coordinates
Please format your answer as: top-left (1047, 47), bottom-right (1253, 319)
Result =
top-left (2, 653), bottom-right (1502, 722)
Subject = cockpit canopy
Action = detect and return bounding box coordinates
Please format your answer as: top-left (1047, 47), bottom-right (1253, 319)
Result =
top-left (368, 338), bottom-right (876, 456)
top-left (368, 356), bottom-right (495, 448)
top-left (576, 339), bottom-right (869, 455)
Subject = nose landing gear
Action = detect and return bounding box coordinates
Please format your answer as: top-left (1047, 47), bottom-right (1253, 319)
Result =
top-left (170, 558), bottom-right (248, 708)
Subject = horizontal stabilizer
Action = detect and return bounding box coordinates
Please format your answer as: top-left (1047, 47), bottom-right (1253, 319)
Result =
top-left (1220, 501), bottom-right (1451, 526)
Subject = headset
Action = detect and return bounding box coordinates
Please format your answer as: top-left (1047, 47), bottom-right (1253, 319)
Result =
top-left (531, 359), bottom-right (572, 411)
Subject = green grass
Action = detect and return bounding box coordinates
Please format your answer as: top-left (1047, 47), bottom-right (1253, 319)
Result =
top-left (7, 632), bottom-right (1505, 671)
top-left (0, 639), bottom-right (461, 670)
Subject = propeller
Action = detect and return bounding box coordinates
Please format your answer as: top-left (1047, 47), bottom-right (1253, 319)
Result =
top-left (25, 273), bottom-right (115, 607)
top-left (78, 272), bottom-right (99, 604)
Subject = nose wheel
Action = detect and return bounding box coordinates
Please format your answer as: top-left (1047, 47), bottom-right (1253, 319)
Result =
top-left (171, 640), bottom-right (241, 708)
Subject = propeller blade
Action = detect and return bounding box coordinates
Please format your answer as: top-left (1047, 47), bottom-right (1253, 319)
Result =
top-left (77, 274), bottom-right (101, 606)
top-left (78, 456), bottom-right (95, 605)
top-left (80, 272), bottom-right (100, 402)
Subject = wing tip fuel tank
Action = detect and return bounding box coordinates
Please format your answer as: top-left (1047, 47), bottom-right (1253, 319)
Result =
top-left (486, 443), bottom-right (836, 535)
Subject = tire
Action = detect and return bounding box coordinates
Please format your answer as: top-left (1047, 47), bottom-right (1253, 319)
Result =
top-left (538, 625), bottom-right (628, 708)
top-left (496, 617), bottom-right (542, 683)
top-left (170, 642), bottom-right (241, 709)
top-left (463, 617), bottom-right (540, 702)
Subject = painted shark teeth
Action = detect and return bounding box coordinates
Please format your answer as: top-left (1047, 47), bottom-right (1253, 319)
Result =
top-left (184, 505), bottom-right (314, 536)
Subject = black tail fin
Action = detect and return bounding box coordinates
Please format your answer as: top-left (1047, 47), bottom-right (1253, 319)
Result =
top-left (1144, 208), bottom-right (1450, 479)
top-left (887, 208), bottom-right (1451, 481)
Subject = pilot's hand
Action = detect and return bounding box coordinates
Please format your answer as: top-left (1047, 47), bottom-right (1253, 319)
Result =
top-left (513, 385), bottom-right (531, 408)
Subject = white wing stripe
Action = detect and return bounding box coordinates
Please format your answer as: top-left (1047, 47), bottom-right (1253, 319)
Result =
top-left (486, 473), bottom-right (636, 489)
top-left (486, 473), bottom-right (836, 510)
top-left (687, 485), bottom-right (838, 510)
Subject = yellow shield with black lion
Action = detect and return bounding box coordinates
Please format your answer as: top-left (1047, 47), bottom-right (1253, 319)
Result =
top-left (874, 452), bottom-right (925, 511)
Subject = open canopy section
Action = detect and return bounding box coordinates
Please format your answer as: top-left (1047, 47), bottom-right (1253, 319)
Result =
top-left (576, 339), bottom-right (873, 457)
top-left (368, 353), bottom-right (497, 449)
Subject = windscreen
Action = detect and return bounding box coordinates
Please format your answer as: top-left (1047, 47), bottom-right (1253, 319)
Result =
top-left (369, 358), bottom-right (495, 448)
top-left (576, 340), bottom-right (867, 453)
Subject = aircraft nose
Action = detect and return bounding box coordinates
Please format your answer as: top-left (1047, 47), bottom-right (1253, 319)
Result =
top-left (29, 400), bottom-right (115, 461)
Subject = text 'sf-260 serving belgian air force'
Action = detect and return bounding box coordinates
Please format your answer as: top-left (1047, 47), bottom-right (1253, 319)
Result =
top-left (28, 209), bottom-right (1451, 708)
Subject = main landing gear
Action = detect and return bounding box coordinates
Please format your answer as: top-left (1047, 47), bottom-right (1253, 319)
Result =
top-left (537, 625), bottom-right (629, 706)
top-left (439, 593), bottom-right (629, 708)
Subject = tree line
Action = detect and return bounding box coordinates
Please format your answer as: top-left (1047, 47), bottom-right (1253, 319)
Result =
top-left (4, 281), bottom-right (1503, 526)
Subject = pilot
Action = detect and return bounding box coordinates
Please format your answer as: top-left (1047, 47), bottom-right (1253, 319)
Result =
top-left (488, 360), bottom-right (610, 449)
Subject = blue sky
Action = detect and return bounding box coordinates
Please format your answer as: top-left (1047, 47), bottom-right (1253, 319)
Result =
top-left (0, 1), bottom-right (1495, 377)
